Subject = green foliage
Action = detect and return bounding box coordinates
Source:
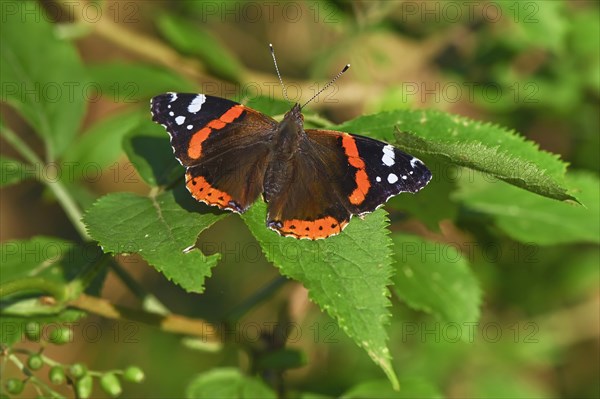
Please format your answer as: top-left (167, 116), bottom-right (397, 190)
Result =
top-left (243, 201), bottom-right (398, 388)
top-left (0, 237), bottom-right (101, 344)
top-left (121, 121), bottom-right (183, 187)
top-left (342, 378), bottom-right (443, 399)
top-left (0, 155), bottom-right (29, 187)
top-left (157, 14), bottom-right (245, 83)
top-left (83, 189), bottom-right (225, 293)
top-left (497, 1), bottom-right (567, 53)
top-left (88, 62), bottom-right (196, 103)
top-left (61, 110), bottom-right (145, 179)
top-left (186, 368), bottom-right (276, 399)
top-left (391, 234), bottom-right (481, 327)
top-left (0, 0), bottom-right (87, 160)
top-left (454, 171), bottom-right (599, 245)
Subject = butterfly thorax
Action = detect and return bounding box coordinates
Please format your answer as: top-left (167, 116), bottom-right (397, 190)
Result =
top-left (263, 104), bottom-right (305, 203)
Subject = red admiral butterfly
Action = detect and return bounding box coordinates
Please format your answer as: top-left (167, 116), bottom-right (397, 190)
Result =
top-left (151, 46), bottom-right (431, 239)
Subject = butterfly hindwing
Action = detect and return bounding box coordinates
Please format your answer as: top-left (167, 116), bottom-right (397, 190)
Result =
top-left (264, 132), bottom-right (352, 239)
top-left (265, 128), bottom-right (431, 238)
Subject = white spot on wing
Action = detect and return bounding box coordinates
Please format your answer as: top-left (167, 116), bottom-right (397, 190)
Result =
top-left (376, 176), bottom-right (381, 182)
top-left (382, 145), bottom-right (395, 166)
top-left (169, 93), bottom-right (178, 102)
top-left (188, 94), bottom-right (206, 113)
top-left (169, 111), bottom-right (174, 116)
top-left (175, 116), bottom-right (186, 125)
top-left (402, 175), bottom-right (407, 180)
top-left (410, 157), bottom-right (422, 168)
top-left (187, 125), bottom-right (193, 130)
top-left (387, 173), bottom-right (398, 184)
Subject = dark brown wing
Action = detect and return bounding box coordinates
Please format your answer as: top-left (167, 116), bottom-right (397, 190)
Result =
top-left (265, 129), bottom-right (431, 239)
top-left (265, 131), bottom-right (352, 239)
top-left (151, 93), bottom-right (278, 212)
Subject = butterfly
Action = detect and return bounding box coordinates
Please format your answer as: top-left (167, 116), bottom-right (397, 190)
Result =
top-left (150, 47), bottom-right (431, 239)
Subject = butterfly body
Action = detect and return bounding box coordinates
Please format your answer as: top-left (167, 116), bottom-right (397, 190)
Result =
top-left (151, 93), bottom-right (431, 239)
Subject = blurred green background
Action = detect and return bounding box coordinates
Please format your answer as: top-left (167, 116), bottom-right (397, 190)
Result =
top-left (1, 1), bottom-right (599, 398)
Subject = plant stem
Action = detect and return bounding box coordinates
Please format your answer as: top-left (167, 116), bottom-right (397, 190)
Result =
top-left (0, 278), bottom-right (67, 301)
top-left (226, 276), bottom-right (289, 323)
top-left (108, 261), bottom-right (170, 315)
top-left (8, 354), bottom-right (66, 399)
top-left (0, 125), bottom-right (89, 240)
top-left (69, 294), bottom-right (220, 343)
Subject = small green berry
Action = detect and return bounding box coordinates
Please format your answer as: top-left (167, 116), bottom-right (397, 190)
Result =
top-left (122, 366), bottom-right (145, 383)
top-left (69, 363), bottom-right (87, 379)
top-left (24, 322), bottom-right (41, 342)
top-left (49, 326), bottom-right (72, 344)
top-left (5, 378), bottom-right (24, 394)
top-left (49, 366), bottom-right (66, 385)
top-left (27, 354), bottom-right (44, 370)
top-left (75, 374), bottom-right (93, 399)
top-left (100, 373), bottom-right (122, 397)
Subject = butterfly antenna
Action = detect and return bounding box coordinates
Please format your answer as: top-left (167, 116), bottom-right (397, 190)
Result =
top-left (301, 64), bottom-right (350, 109)
top-left (270, 43), bottom-right (290, 103)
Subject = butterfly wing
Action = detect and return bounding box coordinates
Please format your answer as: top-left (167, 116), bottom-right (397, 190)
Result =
top-left (326, 131), bottom-right (432, 215)
top-left (151, 93), bottom-right (277, 212)
top-left (265, 129), bottom-right (431, 239)
top-left (264, 130), bottom-right (353, 239)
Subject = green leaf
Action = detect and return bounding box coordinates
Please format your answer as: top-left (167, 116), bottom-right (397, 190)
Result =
top-left (0, 155), bottom-right (29, 187)
top-left (186, 368), bottom-right (276, 399)
top-left (497, 1), bottom-right (567, 53)
top-left (391, 234), bottom-right (481, 327)
top-left (242, 201), bottom-right (399, 389)
top-left (83, 187), bottom-right (226, 293)
top-left (468, 370), bottom-right (552, 399)
top-left (332, 109), bottom-right (574, 202)
top-left (61, 110), bottom-right (144, 181)
top-left (0, 237), bottom-right (100, 288)
top-left (453, 171), bottom-right (600, 245)
top-left (243, 96), bottom-right (292, 116)
top-left (343, 378), bottom-right (443, 399)
top-left (0, 237), bottom-right (103, 345)
top-left (0, 238), bottom-right (105, 315)
top-left (0, 1), bottom-right (87, 160)
top-left (570, 10), bottom-right (600, 93)
top-left (300, 393), bottom-right (333, 399)
top-left (157, 14), bottom-right (245, 83)
top-left (88, 62), bottom-right (196, 104)
top-left (123, 121), bottom-right (182, 187)
top-left (255, 348), bottom-right (307, 370)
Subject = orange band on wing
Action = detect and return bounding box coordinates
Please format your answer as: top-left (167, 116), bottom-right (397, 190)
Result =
top-left (186, 174), bottom-right (233, 209)
top-left (188, 127), bottom-right (211, 159)
top-left (341, 135), bottom-right (370, 205)
top-left (187, 105), bottom-right (244, 159)
top-left (273, 216), bottom-right (348, 239)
